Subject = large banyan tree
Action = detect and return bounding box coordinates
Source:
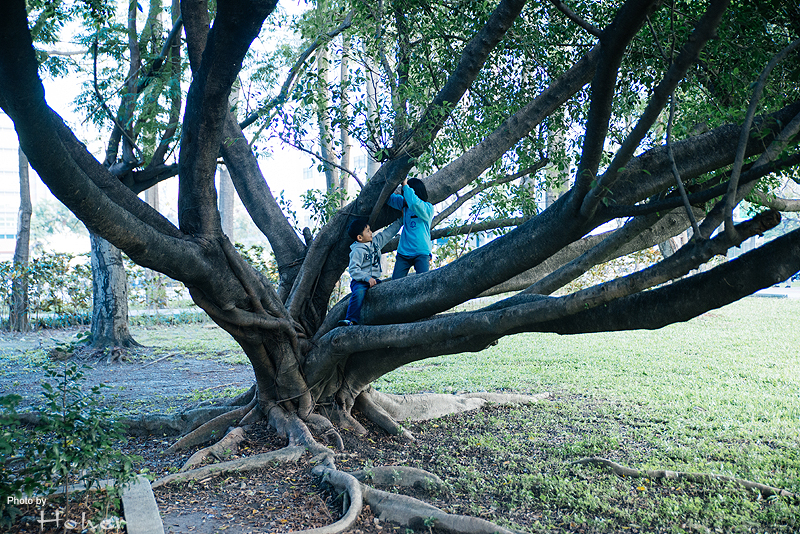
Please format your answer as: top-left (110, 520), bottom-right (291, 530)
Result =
top-left (1, 0), bottom-right (800, 530)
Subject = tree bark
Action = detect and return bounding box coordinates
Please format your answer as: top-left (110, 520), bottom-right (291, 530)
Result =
top-left (90, 233), bottom-right (139, 348)
top-left (10, 147), bottom-right (31, 332)
top-left (218, 164), bottom-right (235, 241)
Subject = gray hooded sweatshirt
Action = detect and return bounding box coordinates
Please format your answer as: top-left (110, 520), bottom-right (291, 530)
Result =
top-left (348, 219), bottom-right (403, 282)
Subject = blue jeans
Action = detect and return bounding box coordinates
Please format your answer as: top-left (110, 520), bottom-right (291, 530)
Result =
top-left (345, 280), bottom-right (371, 323)
top-left (392, 253), bottom-right (431, 279)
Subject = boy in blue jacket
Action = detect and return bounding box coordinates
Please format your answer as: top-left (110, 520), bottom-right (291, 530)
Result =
top-left (387, 178), bottom-right (434, 278)
top-left (338, 217), bottom-right (403, 326)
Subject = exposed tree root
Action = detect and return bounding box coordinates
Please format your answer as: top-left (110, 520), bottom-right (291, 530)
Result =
top-left (265, 403), bottom-right (338, 461)
top-left (572, 457), bottom-right (799, 501)
top-left (355, 391), bottom-right (415, 441)
top-left (367, 388), bottom-right (550, 422)
top-left (295, 468), bottom-right (364, 534)
top-left (363, 485), bottom-right (523, 534)
top-left (357, 387), bottom-right (550, 440)
top-left (149, 389), bottom-right (548, 533)
top-left (312, 465), bottom-right (522, 534)
top-left (151, 445), bottom-right (306, 489)
top-left (164, 396), bottom-right (257, 453)
top-left (319, 404), bottom-right (369, 436)
top-left (180, 426), bottom-right (247, 471)
top-left (349, 466), bottom-right (447, 494)
top-left (305, 413), bottom-right (345, 450)
top-left (122, 385), bottom-right (258, 437)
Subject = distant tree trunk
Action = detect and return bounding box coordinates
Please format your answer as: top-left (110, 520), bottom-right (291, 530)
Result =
top-left (366, 77), bottom-right (380, 181)
top-left (90, 233), bottom-right (139, 348)
top-left (338, 36), bottom-right (351, 204)
top-left (316, 46), bottom-right (337, 192)
top-left (145, 185), bottom-right (165, 309)
top-left (219, 164), bottom-right (235, 240)
top-left (10, 147), bottom-right (31, 332)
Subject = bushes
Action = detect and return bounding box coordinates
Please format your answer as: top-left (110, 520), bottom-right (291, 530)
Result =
top-left (0, 363), bottom-right (139, 527)
top-left (1, 245), bottom-right (278, 328)
top-left (0, 252), bottom-right (92, 327)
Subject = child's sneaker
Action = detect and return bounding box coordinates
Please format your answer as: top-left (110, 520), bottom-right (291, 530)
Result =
top-left (337, 319), bottom-right (356, 327)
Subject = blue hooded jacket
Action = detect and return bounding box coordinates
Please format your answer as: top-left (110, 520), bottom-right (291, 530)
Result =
top-left (388, 184), bottom-right (434, 256)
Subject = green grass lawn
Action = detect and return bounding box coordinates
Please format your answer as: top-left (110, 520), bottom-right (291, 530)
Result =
top-left (372, 296), bottom-right (800, 532)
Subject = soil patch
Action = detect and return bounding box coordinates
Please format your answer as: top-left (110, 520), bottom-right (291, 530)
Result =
top-left (0, 327), bottom-right (253, 414)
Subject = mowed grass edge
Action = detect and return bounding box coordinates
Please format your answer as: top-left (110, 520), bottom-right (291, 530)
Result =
top-left (372, 296), bottom-right (800, 532)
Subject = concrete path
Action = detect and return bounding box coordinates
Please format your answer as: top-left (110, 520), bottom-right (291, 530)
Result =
top-left (122, 475), bottom-right (164, 534)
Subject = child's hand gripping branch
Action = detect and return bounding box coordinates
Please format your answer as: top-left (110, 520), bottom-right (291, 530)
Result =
top-left (338, 217), bottom-right (403, 327)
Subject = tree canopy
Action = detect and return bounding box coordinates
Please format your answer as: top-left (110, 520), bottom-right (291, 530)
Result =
top-left (2, 0), bottom-right (800, 530)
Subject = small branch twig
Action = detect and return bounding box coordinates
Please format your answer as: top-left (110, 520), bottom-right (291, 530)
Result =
top-left (139, 353), bottom-right (176, 369)
top-left (666, 94), bottom-right (701, 238)
top-left (278, 134), bottom-right (364, 189)
top-left (548, 0), bottom-right (601, 37)
top-left (432, 161), bottom-right (547, 228)
top-left (723, 37), bottom-right (800, 237)
top-left (240, 10), bottom-right (355, 130)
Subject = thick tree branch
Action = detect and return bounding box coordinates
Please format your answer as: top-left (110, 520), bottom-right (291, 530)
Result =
top-left (698, 110), bottom-right (800, 238)
top-left (352, 101), bottom-right (800, 329)
top-left (604, 101), bottom-right (800, 210)
top-left (221, 113), bottom-right (307, 290)
top-left (603, 151), bottom-right (800, 219)
top-left (573, 0), bottom-right (659, 197)
top-left (579, 0), bottom-right (729, 218)
top-left (368, 0), bottom-right (529, 224)
top-left (749, 191), bottom-right (800, 212)
top-left (286, 0), bottom-right (530, 327)
top-left (316, 212), bottom-right (783, 386)
top-left (536, 225), bottom-right (800, 334)
top-left (523, 207), bottom-right (704, 296)
top-left (178, 0), bottom-right (277, 237)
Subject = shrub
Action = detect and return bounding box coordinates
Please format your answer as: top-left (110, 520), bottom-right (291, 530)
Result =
top-left (0, 363), bottom-right (139, 527)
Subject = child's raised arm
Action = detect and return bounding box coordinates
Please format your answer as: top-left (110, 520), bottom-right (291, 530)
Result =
top-left (372, 218), bottom-right (403, 250)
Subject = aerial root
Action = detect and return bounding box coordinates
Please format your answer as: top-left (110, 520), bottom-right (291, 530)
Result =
top-left (151, 445), bottom-right (306, 489)
top-left (348, 466), bottom-right (447, 495)
top-left (572, 457), bottom-right (799, 501)
top-left (180, 426), bottom-right (247, 471)
top-left (164, 396), bottom-right (257, 453)
top-left (311, 465), bottom-right (522, 534)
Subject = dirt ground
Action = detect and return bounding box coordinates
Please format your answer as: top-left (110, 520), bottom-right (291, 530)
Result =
top-left (0, 326), bottom-right (506, 534)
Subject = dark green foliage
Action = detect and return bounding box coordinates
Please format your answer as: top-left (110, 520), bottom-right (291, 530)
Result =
top-left (0, 363), bottom-right (138, 527)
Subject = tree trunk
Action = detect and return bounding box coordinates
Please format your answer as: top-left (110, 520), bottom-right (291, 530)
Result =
top-left (90, 233), bottom-right (139, 348)
top-left (316, 46), bottom-right (337, 191)
top-left (144, 185), bottom-right (166, 309)
top-left (10, 147), bottom-right (31, 332)
top-left (218, 164), bottom-right (235, 240)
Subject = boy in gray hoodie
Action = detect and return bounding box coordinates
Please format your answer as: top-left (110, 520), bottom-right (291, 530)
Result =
top-left (338, 217), bottom-right (403, 326)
